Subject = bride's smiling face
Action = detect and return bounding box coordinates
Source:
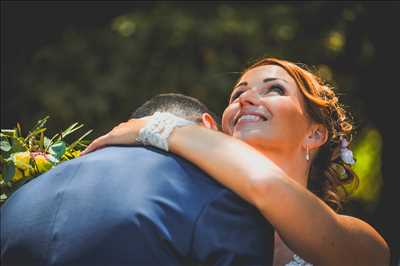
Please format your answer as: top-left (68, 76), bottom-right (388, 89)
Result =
top-left (222, 64), bottom-right (312, 152)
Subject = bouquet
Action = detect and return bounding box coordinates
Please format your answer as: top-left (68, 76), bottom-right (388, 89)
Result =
top-left (0, 116), bottom-right (92, 205)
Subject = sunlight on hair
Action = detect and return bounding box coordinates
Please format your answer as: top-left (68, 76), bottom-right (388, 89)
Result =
top-left (350, 128), bottom-right (383, 210)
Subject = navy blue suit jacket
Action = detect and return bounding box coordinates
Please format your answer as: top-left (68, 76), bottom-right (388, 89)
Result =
top-left (1, 146), bottom-right (274, 266)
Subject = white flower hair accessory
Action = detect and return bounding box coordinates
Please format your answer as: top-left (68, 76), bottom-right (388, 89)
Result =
top-left (339, 137), bottom-right (355, 165)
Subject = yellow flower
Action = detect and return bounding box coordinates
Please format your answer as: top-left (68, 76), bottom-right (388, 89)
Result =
top-left (12, 151), bottom-right (36, 179)
top-left (13, 152), bottom-right (31, 170)
top-left (34, 155), bottom-right (53, 173)
top-left (23, 168), bottom-right (33, 177)
top-left (12, 168), bottom-right (24, 182)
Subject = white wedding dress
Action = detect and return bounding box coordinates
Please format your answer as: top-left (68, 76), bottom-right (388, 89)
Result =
top-left (285, 254), bottom-right (313, 266)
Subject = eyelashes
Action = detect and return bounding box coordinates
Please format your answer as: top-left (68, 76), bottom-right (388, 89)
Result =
top-left (230, 90), bottom-right (244, 101)
top-left (267, 85), bottom-right (285, 95)
top-left (230, 84), bottom-right (286, 102)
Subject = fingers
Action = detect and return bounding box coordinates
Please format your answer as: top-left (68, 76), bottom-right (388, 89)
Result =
top-left (80, 118), bottom-right (146, 156)
top-left (81, 134), bottom-right (111, 156)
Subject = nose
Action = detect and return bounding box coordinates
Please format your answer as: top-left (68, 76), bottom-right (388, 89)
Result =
top-left (238, 88), bottom-right (260, 106)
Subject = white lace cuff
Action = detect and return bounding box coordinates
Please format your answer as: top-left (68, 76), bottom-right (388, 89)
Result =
top-left (136, 112), bottom-right (196, 151)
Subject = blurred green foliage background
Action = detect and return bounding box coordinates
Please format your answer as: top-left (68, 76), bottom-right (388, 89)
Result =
top-left (5, 3), bottom-right (383, 132)
top-left (2, 2), bottom-right (399, 260)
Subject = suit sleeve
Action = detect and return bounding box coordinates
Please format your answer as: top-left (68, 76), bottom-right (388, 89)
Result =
top-left (190, 189), bottom-right (274, 266)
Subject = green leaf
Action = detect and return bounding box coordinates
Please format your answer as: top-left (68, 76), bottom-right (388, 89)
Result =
top-left (29, 116), bottom-right (49, 133)
top-left (24, 117), bottom-right (49, 142)
top-left (16, 123), bottom-right (22, 138)
top-left (49, 141), bottom-right (66, 159)
top-left (39, 131), bottom-right (45, 150)
top-left (0, 194), bottom-right (7, 202)
top-left (2, 161), bottom-right (15, 182)
top-left (44, 137), bottom-right (51, 149)
top-left (0, 153), bottom-right (6, 163)
top-left (1, 129), bottom-right (16, 138)
top-left (66, 129), bottom-right (93, 151)
top-left (46, 154), bottom-right (59, 164)
top-left (0, 140), bottom-right (11, 152)
top-left (47, 133), bottom-right (61, 150)
top-left (60, 122), bottom-right (84, 139)
top-left (11, 138), bottom-right (27, 153)
top-left (47, 122), bottom-right (85, 149)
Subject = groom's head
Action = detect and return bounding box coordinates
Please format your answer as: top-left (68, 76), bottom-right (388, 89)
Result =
top-left (130, 93), bottom-right (219, 130)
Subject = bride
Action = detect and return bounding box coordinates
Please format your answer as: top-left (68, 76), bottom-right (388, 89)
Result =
top-left (83, 57), bottom-right (390, 265)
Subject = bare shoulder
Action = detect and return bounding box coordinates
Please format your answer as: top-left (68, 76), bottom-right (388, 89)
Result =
top-left (338, 214), bottom-right (384, 236)
top-left (338, 214), bottom-right (391, 265)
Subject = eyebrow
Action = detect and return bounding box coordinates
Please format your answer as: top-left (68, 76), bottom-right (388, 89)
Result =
top-left (234, 77), bottom-right (288, 89)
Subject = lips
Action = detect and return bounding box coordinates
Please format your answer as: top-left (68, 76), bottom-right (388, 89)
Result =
top-left (233, 111), bottom-right (268, 126)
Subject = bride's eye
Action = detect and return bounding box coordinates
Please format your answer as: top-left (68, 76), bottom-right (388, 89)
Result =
top-left (230, 90), bottom-right (244, 101)
top-left (262, 85), bottom-right (285, 95)
top-left (271, 85), bottom-right (285, 95)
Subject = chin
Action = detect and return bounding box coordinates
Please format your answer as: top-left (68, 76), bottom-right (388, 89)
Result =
top-left (233, 127), bottom-right (263, 138)
top-left (234, 130), bottom-right (278, 149)
top-left (233, 130), bottom-right (261, 143)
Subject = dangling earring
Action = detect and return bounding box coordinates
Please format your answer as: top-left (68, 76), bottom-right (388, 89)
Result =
top-left (305, 145), bottom-right (310, 161)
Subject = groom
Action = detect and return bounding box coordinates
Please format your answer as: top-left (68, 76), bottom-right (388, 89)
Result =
top-left (1, 93), bottom-right (274, 266)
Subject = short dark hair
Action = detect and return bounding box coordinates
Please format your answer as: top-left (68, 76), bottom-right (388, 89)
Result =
top-left (130, 93), bottom-right (220, 126)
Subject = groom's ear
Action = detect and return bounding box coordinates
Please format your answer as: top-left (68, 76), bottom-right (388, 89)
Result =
top-left (201, 113), bottom-right (218, 131)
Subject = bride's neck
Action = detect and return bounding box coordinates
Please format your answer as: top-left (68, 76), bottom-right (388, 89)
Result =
top-left (258, 147), bottom-right (309, 188)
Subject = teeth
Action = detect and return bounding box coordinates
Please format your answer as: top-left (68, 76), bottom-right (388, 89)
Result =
top-left (237, 114), bottom-right (264, 123)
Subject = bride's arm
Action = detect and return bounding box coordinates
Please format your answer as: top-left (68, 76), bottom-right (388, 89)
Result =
top-left (83, 120), bottom-right (390, 266)
top-left (168, 125), bottom-right (389, 266)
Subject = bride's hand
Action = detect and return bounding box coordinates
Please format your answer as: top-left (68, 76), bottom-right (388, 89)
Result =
top-left (81, 116), bottom-right (150, 155)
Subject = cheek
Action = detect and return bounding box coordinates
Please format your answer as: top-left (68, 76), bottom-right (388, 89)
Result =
top-left (270, 98), bottom-right (308, 128)
top-left (221, 105), bottom-right (236, 135)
